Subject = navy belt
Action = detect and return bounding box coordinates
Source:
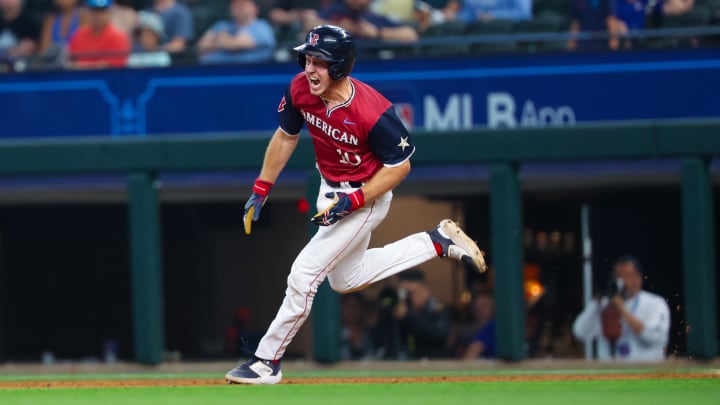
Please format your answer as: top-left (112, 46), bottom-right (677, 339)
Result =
top-left (323, 177), bottom-right (364, 188)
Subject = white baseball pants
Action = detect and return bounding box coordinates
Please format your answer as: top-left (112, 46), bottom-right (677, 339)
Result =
top-left (254, 179), bottom-right (437, 361)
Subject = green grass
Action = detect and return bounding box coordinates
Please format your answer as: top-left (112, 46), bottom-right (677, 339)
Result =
top-left (1, 378), bottom-right (718, 405)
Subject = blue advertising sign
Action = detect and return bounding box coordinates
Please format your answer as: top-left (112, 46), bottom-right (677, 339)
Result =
top-left (0, 49), bottom-right (718, 139)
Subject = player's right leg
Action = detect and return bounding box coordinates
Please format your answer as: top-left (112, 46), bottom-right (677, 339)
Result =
top-left (225, 357), bottom-right (282, 385)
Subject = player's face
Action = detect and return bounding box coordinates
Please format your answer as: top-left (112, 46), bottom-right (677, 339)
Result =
top-left (303, 55), bottom-right (334, 97)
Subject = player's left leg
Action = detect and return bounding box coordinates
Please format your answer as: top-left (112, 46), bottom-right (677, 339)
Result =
top-left (327, 219), bottom-right (486, 293)
top-left (326, 231), bottom-right (437, 293)
top-left (325, 189), bottom-right (437, 293)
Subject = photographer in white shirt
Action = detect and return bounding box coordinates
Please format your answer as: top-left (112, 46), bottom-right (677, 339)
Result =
top-left (573, 256), bottom-right (671, 361)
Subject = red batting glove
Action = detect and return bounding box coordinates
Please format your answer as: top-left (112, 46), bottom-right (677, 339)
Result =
top-left (244, 178), bottom-right (274, 235)
top-left (311, 189), bottom-right (365, 226)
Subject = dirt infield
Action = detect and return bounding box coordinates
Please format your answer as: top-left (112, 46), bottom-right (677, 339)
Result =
top-left (0, 372), bottom-right (717, 389)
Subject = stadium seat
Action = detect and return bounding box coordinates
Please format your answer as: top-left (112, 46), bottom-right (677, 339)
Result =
top-left (419, 21), bottom-right (470, 56)
top-left (707, 0), bottom-right (720, 23)
top-left (661, 5), bottom-right (712, 28)
top-left (191, 2), bottom-right (232, 42)
top-left (465, 19), bottom-right (519, 55)
top-left (25, 0), bottom-right (55, 25)
top-left (514, 12), bottom-right (569, 52)
top-left (533, 0), bottom-right (573, 15)
top-left (274, 23), bottom-right (303, 46)
top-left (515, 12), bottom-right (568, 33)
top-left (423, 20), bottom-right (468, 37)
top-left (645, 5), bottom-right (713, 49)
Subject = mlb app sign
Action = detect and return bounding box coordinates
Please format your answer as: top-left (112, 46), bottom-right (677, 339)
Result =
top-left (420, 93), bottom-right (577, 130)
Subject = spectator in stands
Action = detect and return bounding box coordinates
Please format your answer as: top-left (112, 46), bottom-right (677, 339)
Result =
top-left (375, 269), bottom-right (452, 359)
top-left (414, 0), bottom-right (461, 33)
top-left (196, 0), bottom-right (275, 65)
top-left (127, 10), bottom-right (170, 67)
top-left (310, 0), bottom-right (419, 42)
top-left (109, 0), bottom-right (138, 35)
top-left (340, 291), bottom-right (376, 360)
top-left (462, 289), bottom-right (496, 359)
top-left (0, 0), bottom-right (40, 63)
top-left (567, 0), bottom-right (613, 51)
top-left (38, 0), bottom-right (88, 56)
top-left (372, 0), bottom-right (416, 24)
top-left (147, 0), bottom-right (193, 53)
top-left (608, 0), bottom-right (694, 49)
top-left (67, 0), bottom-right (130, 69)
top-left (267, 0), bottom-right (331, 38)
top-left (455, 0), bottom-right (532, 23)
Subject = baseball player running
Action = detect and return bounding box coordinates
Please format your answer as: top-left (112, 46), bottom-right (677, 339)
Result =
top-left (226, 25), bottom-right (486, 385)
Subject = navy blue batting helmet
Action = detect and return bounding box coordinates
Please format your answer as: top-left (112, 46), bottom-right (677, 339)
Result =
top-left (294, 25), bottom-right (356, 81)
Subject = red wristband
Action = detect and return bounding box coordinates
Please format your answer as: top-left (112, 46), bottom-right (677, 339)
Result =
top-left (348, 189), bottom-right (365, 210)
top-left (253, 178), bottom-right (274, 196)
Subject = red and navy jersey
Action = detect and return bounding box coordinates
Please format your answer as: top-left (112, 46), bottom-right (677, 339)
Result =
top-left (277, 73), bottom-right (415, 183)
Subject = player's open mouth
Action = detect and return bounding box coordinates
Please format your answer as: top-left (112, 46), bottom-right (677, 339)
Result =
top-left (308, 76), bottom-right (322, 92)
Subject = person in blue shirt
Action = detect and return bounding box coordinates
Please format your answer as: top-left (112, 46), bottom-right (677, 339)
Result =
top-left (462, 289), bottom-right (496, 359)
top-left (608, 0), bottom-right (693, 49)
top-left (197, 0), bottom-right (276, 65)
top-left (456, 0), bottom-right (532, 23)
top-left (147, 0), bottom-right (193, 53)
top-left (568, 0), bottom-right (613, 51)
top-left (38, 0), bottom-right (87, 56)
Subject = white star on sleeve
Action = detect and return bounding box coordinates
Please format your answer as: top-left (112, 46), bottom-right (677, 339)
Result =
top-left (397, 136), bottom-right (410, 151)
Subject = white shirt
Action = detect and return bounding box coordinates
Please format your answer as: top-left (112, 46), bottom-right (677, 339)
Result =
top-left (127, 51), bottom-right (171, 68)
top-left (572, 290), bottom-right (670, 361)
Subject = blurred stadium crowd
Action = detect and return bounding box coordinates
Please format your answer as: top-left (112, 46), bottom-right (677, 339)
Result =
top-left (1, 0), bottom-right (719, 72)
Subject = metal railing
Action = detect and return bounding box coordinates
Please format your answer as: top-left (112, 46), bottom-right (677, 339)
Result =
top-left (3, 25), bottom-right (720, 74)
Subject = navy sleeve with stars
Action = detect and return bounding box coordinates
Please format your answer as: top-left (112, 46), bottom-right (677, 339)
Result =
top-left (277, 86), bottom-right (304, 136)
top-left (367, 106), bottom-right (415, 166)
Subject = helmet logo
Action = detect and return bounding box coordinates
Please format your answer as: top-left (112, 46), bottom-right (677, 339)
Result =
top-left (309, 33), bottom-right (320, 46)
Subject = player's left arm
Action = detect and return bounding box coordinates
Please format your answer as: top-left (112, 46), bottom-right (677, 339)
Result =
top-left (311, 107), bottom-right (414, 226)
top-left (312, 163), bottom-right (407, 226)
top-left (360, 160), bottom-right (411, 202)
top-left (362, 106), bottom-right (416, 201)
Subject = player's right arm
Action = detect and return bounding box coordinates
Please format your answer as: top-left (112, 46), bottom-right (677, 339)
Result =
top-left (259, 85), bottom-right (305, 183)
top-left (244, 86), bottom-right (304, 234)
top-left (258, 127), bottom-right (300, 184)
top-left (244, 128), bottom-right (298, 235)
